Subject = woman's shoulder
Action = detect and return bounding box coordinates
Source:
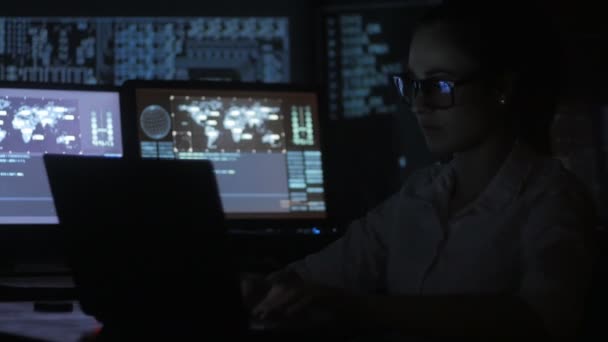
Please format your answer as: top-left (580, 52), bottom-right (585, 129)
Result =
top-left (525, 156), bottom-right (592, 199)
top-left (522, 155), bottom-right (598, 221)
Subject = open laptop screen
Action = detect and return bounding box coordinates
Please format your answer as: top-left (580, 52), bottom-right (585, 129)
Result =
top-left (133, 85), bottom-right (327, 220)
top-left (0, 86), bottom-right (122, 224)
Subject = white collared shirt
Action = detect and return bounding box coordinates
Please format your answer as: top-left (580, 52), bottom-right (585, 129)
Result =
top-left (288, 142), bottom-right (597, 337)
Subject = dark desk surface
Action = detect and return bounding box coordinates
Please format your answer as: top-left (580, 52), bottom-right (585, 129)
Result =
top-left (0, 276), bottom-right (355, 342)
top-left (0, 301), bottom-right (360, 342)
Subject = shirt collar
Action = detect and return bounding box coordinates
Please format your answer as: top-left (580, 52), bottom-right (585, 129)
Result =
top-left (474, 141), bottom-right (536, 212)
top-left (414, 141), bottom-right (537, 214)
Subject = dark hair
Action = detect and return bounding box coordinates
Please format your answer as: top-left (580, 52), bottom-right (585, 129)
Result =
top-left (415, 0), bottom-right (560, 155)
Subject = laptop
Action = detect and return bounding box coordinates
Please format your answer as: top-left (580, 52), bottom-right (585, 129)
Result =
top-left (43, 155), bottom-right (248, 339)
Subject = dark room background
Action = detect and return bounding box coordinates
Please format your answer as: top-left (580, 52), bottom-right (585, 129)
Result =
top-left (1, 0), bottom-right (606, 266)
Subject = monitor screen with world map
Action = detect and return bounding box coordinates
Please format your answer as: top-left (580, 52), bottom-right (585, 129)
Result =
top-left (0, 85), bottom-right (122, 224)
top-left (132, 83), bottom-right (327, 220)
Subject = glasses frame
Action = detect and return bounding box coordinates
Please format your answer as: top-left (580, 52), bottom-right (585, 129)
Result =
top-left (391, 74), bottom-right (478, 110)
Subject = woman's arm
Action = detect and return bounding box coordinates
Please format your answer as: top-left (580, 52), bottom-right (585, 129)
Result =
top-left (253, 277), bottom-right (546, 337)
top-left (284, 190), bottom-right (404, 293)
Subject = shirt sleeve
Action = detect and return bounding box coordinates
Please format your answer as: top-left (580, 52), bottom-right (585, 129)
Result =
top-left (284, 191), bottom-right (404, 294)
top-left (518, 182), bottom-right (597, 338)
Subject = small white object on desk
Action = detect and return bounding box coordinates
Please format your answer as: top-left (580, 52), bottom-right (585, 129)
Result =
top-left (0, 301), bottom-right (99, 342)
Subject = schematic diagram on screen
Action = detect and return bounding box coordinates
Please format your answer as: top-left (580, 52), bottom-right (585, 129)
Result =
top-left (168, 96), bottom-right (285, 153)
top-left (0, 96), bottom-right (81, 153)
top-left (0, 17), bottom-right (290, 85)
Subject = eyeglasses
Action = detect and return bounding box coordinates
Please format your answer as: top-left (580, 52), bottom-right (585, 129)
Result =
top-left (392, 74), bottom-right (477, 109)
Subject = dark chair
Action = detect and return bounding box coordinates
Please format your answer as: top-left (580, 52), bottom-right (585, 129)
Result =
top-left (580, 224), bottom-right (608, 339)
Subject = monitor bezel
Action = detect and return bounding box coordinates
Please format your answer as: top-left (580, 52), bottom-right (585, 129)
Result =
top-left (121, 80), bottom-right (336, 233)
top-left (0, 82), bottom-right (128, 266)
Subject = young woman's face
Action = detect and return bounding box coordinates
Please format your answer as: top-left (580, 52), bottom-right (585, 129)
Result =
top-left (407, 23), bottom-right (507, 155)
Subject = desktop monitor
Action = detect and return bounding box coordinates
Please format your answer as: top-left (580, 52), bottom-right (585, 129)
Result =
top-left (323, 2), bottom-right (433, 120)
top-left (0, 83), bottom-right (123, 226)
top-left (0, 16), bottom-right (290, 85)
top-left (123, 81), bottom-right (328, 233)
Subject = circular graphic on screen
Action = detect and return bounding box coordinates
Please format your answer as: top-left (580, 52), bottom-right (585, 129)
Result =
top-left (140, 105), bottom-right (171, 140)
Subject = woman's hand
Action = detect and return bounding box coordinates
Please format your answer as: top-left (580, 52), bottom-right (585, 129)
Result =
top-left (252, 271), bottom-right (348, 321)
top-left (240, 272), bottom-right (272, 310)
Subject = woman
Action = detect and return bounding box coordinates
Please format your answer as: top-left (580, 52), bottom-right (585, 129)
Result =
top-left (245, 0), bottom-right (597, 338)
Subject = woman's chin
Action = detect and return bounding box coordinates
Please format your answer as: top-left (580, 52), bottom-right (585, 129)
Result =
top-left (425, 138), bottom-right (454, 156)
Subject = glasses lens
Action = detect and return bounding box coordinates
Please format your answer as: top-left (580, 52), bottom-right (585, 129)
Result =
top-left (392, 76), bottom-right (405, 98)
top-left (393, 75), bottom-right (418, 105)
top-left (393, 77), bottom-right (455, 108)
top-left (421, 80), bottom-right (453, 108)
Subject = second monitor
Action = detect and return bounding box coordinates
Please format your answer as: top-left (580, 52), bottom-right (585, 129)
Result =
top-left (0, 83), bottom-right (123, 225)
top-left (126, 81), bottom-right (327, 221)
